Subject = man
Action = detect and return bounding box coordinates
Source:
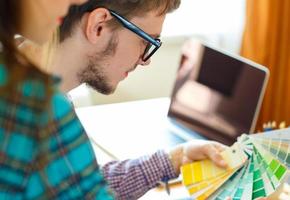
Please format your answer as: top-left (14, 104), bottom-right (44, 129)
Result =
top-left (47, 0), bottom-right (229, 199)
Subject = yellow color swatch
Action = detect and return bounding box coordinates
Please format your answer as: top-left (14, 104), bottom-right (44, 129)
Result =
top-left (181, 143), bottom-right (247, 187)
top-left (188, 170), bottom-right (234, 194)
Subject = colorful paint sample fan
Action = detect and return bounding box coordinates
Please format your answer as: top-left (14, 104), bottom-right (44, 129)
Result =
top-left (181, 128), bottom-right (290, 200)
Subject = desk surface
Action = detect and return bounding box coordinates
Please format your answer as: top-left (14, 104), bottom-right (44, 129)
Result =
top-left (76, 97), bottom-right (189, 160)
top-left (76, 98), bottom-right (191, 199)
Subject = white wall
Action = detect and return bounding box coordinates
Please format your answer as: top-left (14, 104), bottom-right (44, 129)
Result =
top-left (70, 0), bottom-right (246, 107)
top-left (163, 0), bottom-right (246, 52)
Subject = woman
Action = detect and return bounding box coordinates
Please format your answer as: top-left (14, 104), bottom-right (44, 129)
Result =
top-left (0, 0), bottom-right (113, 199)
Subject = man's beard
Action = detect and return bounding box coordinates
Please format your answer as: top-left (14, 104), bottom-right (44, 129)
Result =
top-left (77, 34), bottom-right (118, 95)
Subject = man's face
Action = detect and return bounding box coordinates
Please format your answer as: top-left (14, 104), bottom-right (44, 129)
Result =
top-left (78, 11), bottom-right (166, 94)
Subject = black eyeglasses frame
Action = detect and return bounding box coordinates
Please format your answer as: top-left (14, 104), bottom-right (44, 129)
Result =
top-left (109, 9), bottom-right (162, 62)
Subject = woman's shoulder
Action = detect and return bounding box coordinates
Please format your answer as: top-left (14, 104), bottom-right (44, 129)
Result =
top-left (0, 64), bottom-right (53, 99)
top-left (0, 62), bottom-right (76, 122)
top-left (0, 64), bottom-right (64, 113)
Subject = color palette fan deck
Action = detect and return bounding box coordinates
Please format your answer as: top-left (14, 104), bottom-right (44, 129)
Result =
top-left (181, 128), bottom-right (290, 200)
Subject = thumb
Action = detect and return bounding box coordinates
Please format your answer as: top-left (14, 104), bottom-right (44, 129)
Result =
top-left (205, 145), bottom-right (227, 168)
top-left (182, 156), bottom-right (192, 165)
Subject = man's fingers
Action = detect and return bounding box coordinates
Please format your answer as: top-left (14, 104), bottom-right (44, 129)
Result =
top-left (182, 156), bottom-right (192, 165)
top-left (205, 144), bottom-right (227, 168)
top-left (182, 141), bottom-right (229, 168)
top-left (213, 142), bottom-right (228, 152)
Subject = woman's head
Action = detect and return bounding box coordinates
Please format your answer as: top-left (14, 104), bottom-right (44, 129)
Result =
top-left (19, 0), bottom-right (88, 44)
top-left (0, 0), bottom-right (88, 56)
top-left (0, 0), bottom-right (88, 91)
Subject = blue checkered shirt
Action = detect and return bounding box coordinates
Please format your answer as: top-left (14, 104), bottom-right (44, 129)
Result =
top-left (0, 63), bottom-right (114, 199)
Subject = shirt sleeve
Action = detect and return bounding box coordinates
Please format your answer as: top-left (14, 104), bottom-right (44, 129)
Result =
top-left (102, 150), bottom-right (178, 200)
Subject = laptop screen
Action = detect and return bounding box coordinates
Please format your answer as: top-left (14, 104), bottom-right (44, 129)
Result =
top-left (168, 40), bottom-right (269, 145)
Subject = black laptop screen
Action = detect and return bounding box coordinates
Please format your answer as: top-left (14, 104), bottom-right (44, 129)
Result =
top-left (168, 41), bottom-right (268, 145)
top-left (197, 47), bottom-right (242, 97)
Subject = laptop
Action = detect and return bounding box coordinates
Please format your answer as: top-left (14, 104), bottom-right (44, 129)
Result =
top-left (167, 40), bottom-right (269, 145)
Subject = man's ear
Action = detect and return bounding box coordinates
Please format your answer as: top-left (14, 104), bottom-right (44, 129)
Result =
top-left (85, 8), bottom-right (112, 44)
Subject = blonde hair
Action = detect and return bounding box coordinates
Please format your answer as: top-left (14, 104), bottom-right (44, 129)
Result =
top-left (17, 29), bottom-right (59, 74)
top-left (42, 29), bottom-right (59, 72)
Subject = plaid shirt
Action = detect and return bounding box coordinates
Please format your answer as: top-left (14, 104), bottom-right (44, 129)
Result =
top-left (103, 150), bottom-right (177, 199)
top-left (0, 63), bottom-right (113, 199)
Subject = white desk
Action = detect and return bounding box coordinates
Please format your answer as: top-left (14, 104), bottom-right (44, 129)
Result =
top-left (75, 98), bottom-right (190, 199)
top-left (76, 97), bottom-right (190, 161)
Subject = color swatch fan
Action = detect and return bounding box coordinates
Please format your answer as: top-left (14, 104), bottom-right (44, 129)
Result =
top-left (181, 128), bottom-right (290, 200)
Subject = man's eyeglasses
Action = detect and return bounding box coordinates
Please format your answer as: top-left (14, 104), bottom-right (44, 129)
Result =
top-left (109, 10), bottom-right (162, 62)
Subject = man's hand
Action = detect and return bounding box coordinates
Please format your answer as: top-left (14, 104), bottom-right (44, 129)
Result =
top-left (168, 140), bottom-right (228, 174)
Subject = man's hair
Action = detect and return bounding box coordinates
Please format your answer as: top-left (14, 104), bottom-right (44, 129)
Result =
top-left (60, 0), bottom-right (181, 42)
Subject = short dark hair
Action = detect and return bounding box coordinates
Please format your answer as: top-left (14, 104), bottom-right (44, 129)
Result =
top-left (60, 0), bottom-right (181, 42)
